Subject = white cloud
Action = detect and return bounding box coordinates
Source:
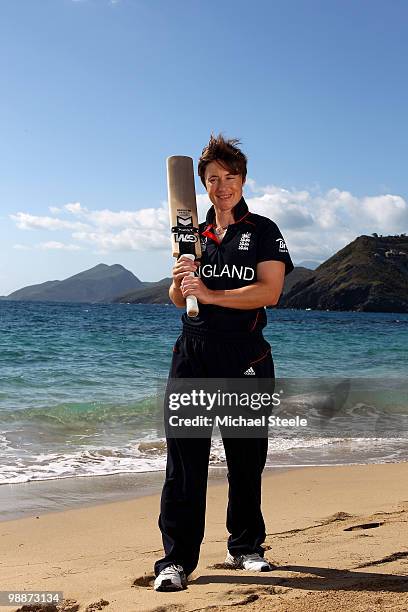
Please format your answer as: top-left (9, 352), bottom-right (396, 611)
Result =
top-left (13, 244), bottom-right (32, 251)
top-left (196, 193), bottom-right (212, 221)
top-left (244, 180), bottom-right (408, 262)
top-left (10, 185), bottom-right (408, 263)
top-left (361, 195), bottom-right (407, 229)
top-left (72, 228), bottom-right (169, 253)
top-left (64, 202), bottom-right (85, 216)
top-left (82, 206), bottom-right (169, 230)
top-left (247, 194), bottom-right (314, 229)
top-left (10, 212), bottom-right (88, 231)
top-left (13, 242), bottom-right (82, 251)
top-left (38, 242), bottom-right (83, 251)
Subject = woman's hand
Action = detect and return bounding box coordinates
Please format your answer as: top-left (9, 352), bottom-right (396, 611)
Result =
top-left (172, 256), bottom-right (198, 289)
top-left (180, 276), bottom-right (215, 305)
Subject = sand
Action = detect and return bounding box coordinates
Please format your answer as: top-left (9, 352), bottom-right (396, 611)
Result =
top-left (1, 463), bottom-right (408, 612)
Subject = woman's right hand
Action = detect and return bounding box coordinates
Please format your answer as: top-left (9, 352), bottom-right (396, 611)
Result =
top-left (172, 256), bottom-right (198, 289)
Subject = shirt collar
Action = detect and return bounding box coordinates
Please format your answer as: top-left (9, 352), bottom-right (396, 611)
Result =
top-left (205, 197), bottom-right (249, 226)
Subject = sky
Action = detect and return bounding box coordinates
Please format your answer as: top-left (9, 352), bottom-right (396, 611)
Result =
top-left (0, 0), bottom-right (407, 295)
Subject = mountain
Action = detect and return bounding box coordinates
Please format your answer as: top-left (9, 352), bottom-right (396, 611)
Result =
top-left (5, 280), bottom-right (61, 301)
top-left (5, 264), bottom-right (143, 303)
top-left (296, 260), bottom-right (321, 270)
top-left (114, 266), bottom-right (313, 305)
top-left (280, 235), bottom-right (408, 312)
top-left (7, 235), bottom-right (407, 311)
top-left (280, 266), bottom-right (314, 296)
top-left (114, 278), bottom-right (173, 304)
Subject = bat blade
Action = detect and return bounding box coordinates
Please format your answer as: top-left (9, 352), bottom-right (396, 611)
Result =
top-left (167, 155), bottom-right (201, 317)
top-left (167, 156), bottom-right (201, 259)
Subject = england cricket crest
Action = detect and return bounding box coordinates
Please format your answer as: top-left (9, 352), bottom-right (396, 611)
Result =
top-left (238, 232), bottom-right (251, 251)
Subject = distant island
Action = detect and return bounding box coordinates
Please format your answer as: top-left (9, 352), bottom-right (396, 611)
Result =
top-left (280, 234), bottom-right (408, 312)
top-left (2, 264), bottom-right (143, 304)
top-left (2, 235), bottom-right (407, 312)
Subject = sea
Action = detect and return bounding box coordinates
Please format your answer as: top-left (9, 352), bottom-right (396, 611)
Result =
top-left (0, 301), bottom-right (407, 518)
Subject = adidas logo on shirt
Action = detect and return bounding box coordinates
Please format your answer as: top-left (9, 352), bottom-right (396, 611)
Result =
top-left (243, 366), bottom-right (256, 375)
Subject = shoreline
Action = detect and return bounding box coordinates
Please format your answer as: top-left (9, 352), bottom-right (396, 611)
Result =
top-left (1, 462), bottom-right (408, 611)
top-left (1, 465), bottom-right (292, 523)
top-left (2, 460), bottom-right (407, 523)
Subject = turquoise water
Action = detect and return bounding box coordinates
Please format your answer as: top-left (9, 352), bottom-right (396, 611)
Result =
top-left (0, 301), bottom-right (407, 483)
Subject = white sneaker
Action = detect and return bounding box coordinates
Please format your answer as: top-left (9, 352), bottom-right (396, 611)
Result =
top-left (154, 564), bottom-right (187, 591)
top-left (225, 551), bottom-right (272, 572)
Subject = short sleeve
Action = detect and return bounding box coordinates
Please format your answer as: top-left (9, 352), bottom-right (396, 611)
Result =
top-left (257, 220), bottom-right (294, 276)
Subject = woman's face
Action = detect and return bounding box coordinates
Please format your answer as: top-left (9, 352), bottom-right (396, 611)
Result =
top-left (204, 161), bottom-right (245, 213)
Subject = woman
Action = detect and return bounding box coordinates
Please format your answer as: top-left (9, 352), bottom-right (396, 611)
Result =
top-left (154, 134), bottom-right (294, 591)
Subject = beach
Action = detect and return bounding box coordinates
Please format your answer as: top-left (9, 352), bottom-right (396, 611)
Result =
top-left (1, 304), bottom-right (408, 610)
top-left (1, 462), bottom-right (408, 612)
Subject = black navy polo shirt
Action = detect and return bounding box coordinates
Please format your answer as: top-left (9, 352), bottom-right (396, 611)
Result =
top-left (181, 197), bottom-right (294, 334)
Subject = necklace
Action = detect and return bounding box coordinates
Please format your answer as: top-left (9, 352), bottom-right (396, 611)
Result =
top-left (214, 224), bottom-right (229, 236)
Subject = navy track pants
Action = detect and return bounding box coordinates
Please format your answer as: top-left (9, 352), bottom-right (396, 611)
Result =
top-left (154, 329), bottom-right (275, 577)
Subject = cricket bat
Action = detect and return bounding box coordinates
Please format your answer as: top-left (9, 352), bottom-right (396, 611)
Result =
top-left (167, 155), bottom-right (202, 317)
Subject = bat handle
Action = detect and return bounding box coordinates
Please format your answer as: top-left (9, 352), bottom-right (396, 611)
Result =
top-left (182, 253), bottom-right (199, 318)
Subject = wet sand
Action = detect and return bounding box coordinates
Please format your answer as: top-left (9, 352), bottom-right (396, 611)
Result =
top-left (1, 462), bottom-right (408, 611)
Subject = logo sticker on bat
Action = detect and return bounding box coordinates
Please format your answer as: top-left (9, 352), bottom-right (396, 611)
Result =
top-left (172, 214), bottom-right (199, 242)
top-left (177, 215), bottom-right (193, 226)
top-left (174, 233), bottom-right (198, 243)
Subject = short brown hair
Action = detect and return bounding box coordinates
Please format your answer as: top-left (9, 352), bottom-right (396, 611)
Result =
top-left (198, 133), bottom-right (247, 187)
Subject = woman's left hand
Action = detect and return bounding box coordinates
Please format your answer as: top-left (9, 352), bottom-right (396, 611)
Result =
top-left (180, 276), bottom-right (215, 305)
